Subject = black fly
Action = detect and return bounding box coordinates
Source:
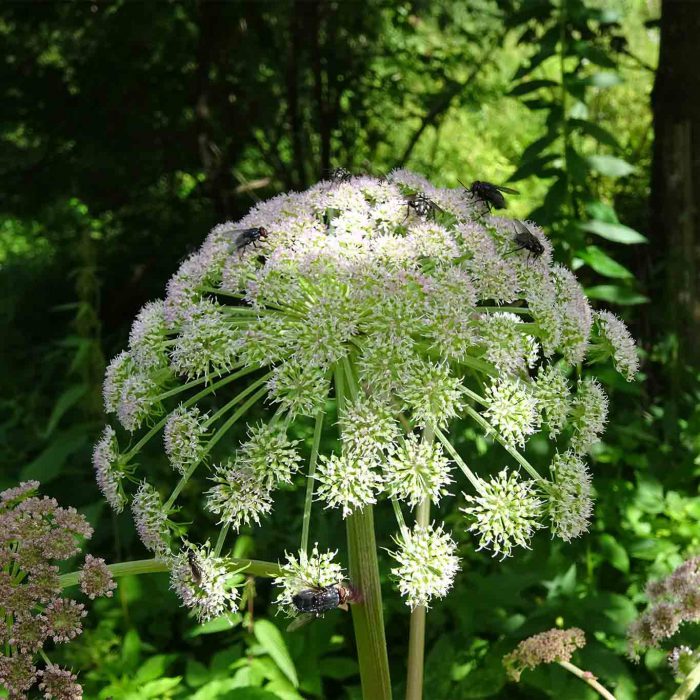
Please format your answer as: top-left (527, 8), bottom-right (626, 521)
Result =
top-left (225, 227), bottom-right (269, 253)
top-left (328, 167), bottom-right (353, 183)
top-left (287, 583), bottom-right (358, 632)
top-left (506, 221), bottom-right (545, 262)
top-left (187, 549), bottom-right (203, 586)
top-left (459, 180), bottom-right (519, 212)
top-left (404, 192), bottom-right (444, 221)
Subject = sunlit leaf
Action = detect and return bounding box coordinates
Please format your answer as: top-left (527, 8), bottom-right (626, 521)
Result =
top-left (585, 285), bottom-right (649, 305)
top-left (581, 220), bottom-right (647, 244)
top-left (576, 246), bottom-right (633, 279)
top-left (586, 154), bottom-right (635, 177)
top-left (254, 620), bottom-right (299, 688)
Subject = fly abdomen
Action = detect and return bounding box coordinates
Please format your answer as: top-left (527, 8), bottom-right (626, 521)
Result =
top-left (292, 585), bottom-right (341, 615)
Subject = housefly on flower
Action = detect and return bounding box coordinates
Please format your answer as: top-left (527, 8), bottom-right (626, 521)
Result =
top-left (459, 179), bottom-right (519, 212)
top-left (327, 167), bottom-right (353, 183)
top-left (187, 549), bottom-right (203, 586)
top-left (403, 192), bottom-right (444, 221)
top-left (225, 227), bottom-right (269, 253)
top-left (505, 221), bottom-right (545, 262)
top-left (287, 582), bottom-right (358, 632)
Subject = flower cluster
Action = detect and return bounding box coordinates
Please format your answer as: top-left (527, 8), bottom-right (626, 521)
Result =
top-left (628, 557), bottom-right (700, 661)
top-left (92, 170), bottom-right (636, 613)
top-left (0, 481), bottom-right (115, 699)
top-left (503, 628), bottom-right (586, 681)
top-left (273, 545), bottom-right (345, 616)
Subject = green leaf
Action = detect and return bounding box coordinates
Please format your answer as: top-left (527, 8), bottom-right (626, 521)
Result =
top-left (574, 72), bottom-right (623, 89)
top-left (580, 220), bottom-right (647, 244)
top-left (254, 620), bottom-right (299, 688)
top-left (598, 533), bottom-right (630, 573)
top-left (42, 384), bottom-right (87, 438)
top-left (320, 657), bottom-right (360, 680)
top-left (187, 612), bottom-right (241, 637)
top-left (185, 659), bottom-right (211, 688)
top-left (509, 79), bottom-right (559, 96)
top-left (519, 130), bottom-right (560, 164)
top-left (576, 246), bottom-right (633, 279)
top-left (140, 677), bottom-right (182, 697)
top-left (20, 428), bottom-right (89, 483)
top-left (585, 285), bottom-right (649, 305)
top-left (135, 654), bottom-right (178, 683)
top-left (508, 154), bottom-right (559, 182)
top-left (570, 119), bottom-right (621, 149)
top-left (584, 200), bottom-right (619, 223)
top-left (586, 154), bottom-right (635, 178)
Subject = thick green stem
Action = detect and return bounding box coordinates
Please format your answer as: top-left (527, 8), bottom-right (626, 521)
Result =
top-left (405, 497), bottom-right (430, 700)
top-left (558, 661), bottom-right (617, 700)
top-left (671, 659), bottom-right (700, 700)
top-left (336, 361), bottom-right (392, 700)
top-left (59, 556), bottom-right (281, 590)
top-left (347, 506), bottom-right (393, 700)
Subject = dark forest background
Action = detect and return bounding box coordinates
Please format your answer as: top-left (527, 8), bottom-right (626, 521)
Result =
top-left (2, 1), bottom-right (700, 698)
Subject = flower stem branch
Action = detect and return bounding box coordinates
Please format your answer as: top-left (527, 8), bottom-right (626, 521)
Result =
top-left (59, 556), bottom-right (282, 589)
top-left (164, 384), bottom-right (268, 509)
top-left (671, 660), bottom-right (700, 700)
top-left (301, 410), bottom-right (325, 553)
top-left (558, 661), bottom-right (617, 700)
top-left (433, 426), bottom-right (482, 491)
top-left (405, 496), bottom-right (430, 700)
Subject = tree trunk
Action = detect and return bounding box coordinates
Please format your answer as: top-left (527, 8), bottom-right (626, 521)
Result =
top-left (651, 0), bottom-right (700, 368)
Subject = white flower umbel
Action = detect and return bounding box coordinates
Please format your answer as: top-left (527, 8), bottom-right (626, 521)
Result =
top-left (92, 426), bottom-right (129, 513)
top-left (170, 543), bottom-right (240, 622)
top-left (592, 310), bottom-right (639, 381)
top-left (164, 405), bottom-right (209, 475)
top-left (569, 378), bottom-right (609, 455)
top-left (384, 434), bottom-right (453, 507)
top-left (91, 170), bottom-right (638, 626)
top-left (132, 481), bottom-right (171, 556)
top-left (206, 463), bottom-right (273, 531)
top-left (315, 453), bottom-right (383, 518)
top-left (546, 451), bottom-right (593, 541)
top-left (389, 523), bottom-right (459, 609)
top-left (484, 379), bottom-right (540, 448)
top-left (273, 544), bottom-right (345, 615)
top-left (462, 469), bottom-right (543, 558)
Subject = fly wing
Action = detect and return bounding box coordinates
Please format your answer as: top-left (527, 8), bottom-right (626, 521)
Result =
top-left (287, 613), bottom-right (316, 632)
top-left (495, 184), bottom-right (520, 194)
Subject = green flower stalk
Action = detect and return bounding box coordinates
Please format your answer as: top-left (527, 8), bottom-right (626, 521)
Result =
top-left (91, 169), bottom-right (637, 699)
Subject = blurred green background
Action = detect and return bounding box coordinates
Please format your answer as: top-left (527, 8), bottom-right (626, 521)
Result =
top-left (2, 0), bottom-right (700, 698)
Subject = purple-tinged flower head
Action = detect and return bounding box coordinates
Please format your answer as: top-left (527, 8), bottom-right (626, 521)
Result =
top-left (592, 310), bottom-right (639, 381)
top-left (169, 300), bottom-right (242, 382)
top-left (92, 426), bottom-right (129, 513)
top-left (551, 265), bottom-right (592, 364)
top-left (569, 378), bottom-right (609, 455)
top-left (9, 614), bottom-right (49, 654)
top-left (669, 646), bottom-right (700, 681)
top-left (0, 480), bottom-right (40, 509)
top-left (102, 351), bottom-right (134, 414)
top-left (169, 543), bottom-right (240, 622)
top-left (462, 469), bottom-right (543, 558)
top-left (503, 628), bottom-right (586, 681)
top-left (163, 404), bottom-right (209, 475)
top-left (477, 312), bottom-right (539, 376)
top-left (534, 364), bottom-right (570, 438)
top-left (37, 664), bottom-right (82, 700)
top-left (128, 300), bottom-right (169, 370)
top-left (79, 555), bottom-right (116, 600)
top-left (206, 464), bottom-right (273, 531)
top-left (546, 451), bottom-right (593, 541)
top-left (628, 556), bottom-right (700, 660)
top-left (0, 654), bottom-right (37, 699)
top-left (131, 481), bottom-right (171, 556)
top-left (42, 598), bottom-right (87, 644)
top-left (116, 372), bottom-right (162, 433)
top-left (266, 359), bottom-right (329, 419)
top-left (389, 522), bottom-right (459, 609)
